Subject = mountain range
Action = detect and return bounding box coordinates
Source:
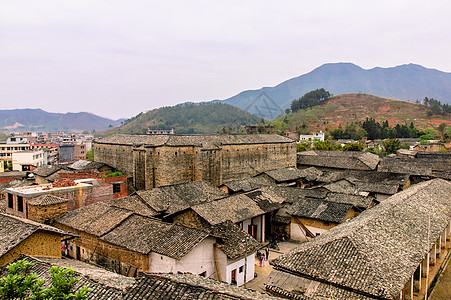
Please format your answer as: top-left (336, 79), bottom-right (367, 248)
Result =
top-left (0, 109), bottom-right (123, 132)
top-left (219, 63), bottom-right (451, 119)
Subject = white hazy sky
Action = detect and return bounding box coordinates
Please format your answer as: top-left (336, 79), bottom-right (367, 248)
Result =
top-left (1, 1), bottom-right (450, 119)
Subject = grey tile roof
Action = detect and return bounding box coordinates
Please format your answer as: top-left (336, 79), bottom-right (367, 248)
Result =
top-left (297, 151), bottom-right (380, 171)
top-left (0, 213), bottom-right (71, 258)
top-left (204, 221), bottom-right (260, 259)
top-left (67, 160), bottom-right (109, 171)
top-left (291, 198), bottom-right (354, 223)
top-left (192, 194), bottom-right (265, 225)
top-left (378, 156), bottom-right (451, 178)
top-left (263, 167), bottom-right (305, 183)
top-left (270, 179), bottom-right (451, 299)
top-left (2, 256), bottom-right (283, 300)
top-left (124, 272), bottom-right (283, 300)
top-left (264, 269), bottom-right (372, 300)
top-left (27, 194), bottom-right (69, 206)
top-left (108, 195), bottom-right (158, 217)
top-left (96, 134), bottom-right (294, 147)
top-left (0, 256), bottom-right (130, 299)
top-left (100, 214), bottom-right (209, 259)
top-left (244, 188), bottom-right (285, 213)
top-left (135, 180), bottom-right (226, 216)
top-left (55, 202), bottom-right (133, 237)
top-left (221, 176), bottom-right (275, 193)
top-left (325, 193), bottom-right (374, 210)
top-left (32, 165), bottom-right (62, 177)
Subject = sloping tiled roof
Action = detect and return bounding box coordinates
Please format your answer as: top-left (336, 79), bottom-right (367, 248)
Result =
top-left (265, 269), bottom-right (372, 300)
top-left (204, 221), bottom-right (260, 259)
top-left (96, 134), bottom-right (294, 147)
top-left (108, 195), bottom-right (158, 217)
top-left (291, 199), bottom-right (354, 223)
top-left (297, 151), bottom-right (380, 171)
top-left (270, 179), bottom-right (451, 299)
top-left (32, 165), bottom-right (62, 177)
top-left (0, 256), bottom-right (131, 299)
top-left (378, 156), bottom-right (451, 178)
top-left (67, 160), bottom-right (109, 171)
top-left (2, 256), bottom-right (283, 300)
top-left (244, 188), bottom-right (284, 213)
top-left (325, 193), bottom-right (374, 210)
top-left (192, 194), bottom-right (265, 226)
top-left (0, 214), bottom-right (71, 258)
top-left (27, 194), bottom-right (69, 206)
top-left (263, 167), bottom-right (305, 183)
top-left (222, 176), bottom-right (275, 193)
top-left (124, 272), bottom-right (283, 300)
top-left (100, 214), bottom-right (209, 259)
top-left (55, 202), bottom-right (133, 236)
top-left (135, 181), bottom-right (226, 216)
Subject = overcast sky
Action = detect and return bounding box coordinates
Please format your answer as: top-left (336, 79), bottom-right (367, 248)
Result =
top-left (1, 1), bottom-right (450, 119)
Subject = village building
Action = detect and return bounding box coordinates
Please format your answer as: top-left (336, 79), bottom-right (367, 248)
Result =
top-left (299, 131), bottom-right (325, 142)
top-left (4, 178), bottom-right (115, 219)
top-left (297, 150), bottom-right (380, 171)
top-left (1, 256), bottom-right (281, 299)
top-left (265, 178), bottom-right (451, 300)
top-left (93, 134), bottom-right (296, 190)
top-left (0, 171), bottom-right (28, 185)
top-left (219, 176), bottom-right (275, 194)
top-left (54, 201), bottom-right (260, 285)
top-left (319, 170), bottom-right (411, 201)
top-left (378, 152), bottom-right (451, 182)
top-left (256, 167), bottom-right (306, 187)
top-left (0, 214), bottom-right (73, 267)
top-left (12, 149), bottom-right (46, 171)
top-left (133, 180), bottom-right (226, 219)
top-left (174, 189), bottom-right (284, 243)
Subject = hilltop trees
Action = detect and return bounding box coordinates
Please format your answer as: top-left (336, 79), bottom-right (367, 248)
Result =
top-left (290, 89), bottom-right (331, 113)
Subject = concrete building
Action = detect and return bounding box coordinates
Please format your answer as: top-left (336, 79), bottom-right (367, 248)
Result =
top-left (94, 134), bottom-right (296, 190)
top-left (12, 149), bottom-right (46, 171)
top-left (299, 131), bottom-right (325, 142)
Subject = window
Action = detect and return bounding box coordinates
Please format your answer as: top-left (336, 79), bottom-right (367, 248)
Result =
top-left (239, 266), bottom-right (244, 273)
top-left (7, 194), bottom-right (13, 209)
top-left (17, 196), bottom-right (23, 212)
top-left (113, 183), bottom-right (121, 193)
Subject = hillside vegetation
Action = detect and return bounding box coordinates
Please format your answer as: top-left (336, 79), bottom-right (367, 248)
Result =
top-left (221, 63), bottom-right (451, 118)
top-left (100, 102), bottom-right (263, 136)
top-left (275, 93), bottom-right (451, 134)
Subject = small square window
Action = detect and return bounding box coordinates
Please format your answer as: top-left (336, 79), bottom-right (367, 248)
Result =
top-left (239, 266), bottom-right (244, 273)
top-left (113, 183), bottom-right (121, 193)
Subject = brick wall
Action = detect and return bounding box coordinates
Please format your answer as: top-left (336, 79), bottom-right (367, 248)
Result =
top-left (172, 210), bottom-right (209, 229)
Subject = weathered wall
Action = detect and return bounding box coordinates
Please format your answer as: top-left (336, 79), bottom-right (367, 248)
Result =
top-left (172, 209), bottom-right (209, 229)
top-left (55, 223), bottom-right (148, 277)
top-left (94, 139), bottom-right (296, 190)
top-left (27, 202), bottom-right (67, 223)
top-left (0, 231), bottom-right (61, 267)
top-left (148, 237), bottom-right (216, 277)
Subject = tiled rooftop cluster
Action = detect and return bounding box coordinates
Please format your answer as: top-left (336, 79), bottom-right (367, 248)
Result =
top-left (268, 178), bottom-right (451, 299)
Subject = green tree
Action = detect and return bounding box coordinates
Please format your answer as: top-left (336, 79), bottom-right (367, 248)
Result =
top-left (0, 260), bottom-right (91, 300)
top-left (296, 142), bottom-right (311, 152)
top-left (382, 139), bottom-right (402, 156)
top-left (437, 123), bottom-right (448, 141)
top-left (85, 149), bottom-right (94, 162)
top-left (291, 88), bottom-right (331, 113)
top-left (342, 142), bottom-right (363, 151)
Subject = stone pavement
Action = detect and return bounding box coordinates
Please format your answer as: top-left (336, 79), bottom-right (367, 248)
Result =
top-left (244, 241), bottom-right (302, 292)
top-left (429, 258), bottom-right (451, 300)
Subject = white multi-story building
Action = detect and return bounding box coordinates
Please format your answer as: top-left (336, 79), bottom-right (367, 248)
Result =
top-left (12, 149), bottom-right (46, 171)
top-left (299, 131), bottom-right (325, 142)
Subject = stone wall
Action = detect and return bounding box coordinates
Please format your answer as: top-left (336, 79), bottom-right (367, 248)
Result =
top-left (94, 138), bottom-right (296, 190)
top-left (172, 210), bottom-right (209, 229)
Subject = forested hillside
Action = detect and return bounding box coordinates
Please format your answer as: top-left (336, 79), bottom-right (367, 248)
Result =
top-left (100, 102), bottom-right (263, 135)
